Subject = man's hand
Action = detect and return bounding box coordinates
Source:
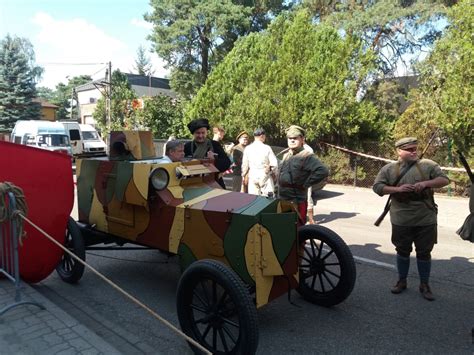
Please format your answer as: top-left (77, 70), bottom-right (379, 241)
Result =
top-left (206, 151), bottom-right (217, 159)
top-left (397, 184), bottom-right (415, 193)
top-left (413, 181), bottom-right (428, 193)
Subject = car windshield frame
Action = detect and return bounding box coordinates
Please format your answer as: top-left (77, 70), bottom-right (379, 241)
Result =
top-left (82, 131), bottom-right (100, 140)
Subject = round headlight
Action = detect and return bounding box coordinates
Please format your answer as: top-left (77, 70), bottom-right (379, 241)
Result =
top-left (150, 168), bottom-right (169, 191)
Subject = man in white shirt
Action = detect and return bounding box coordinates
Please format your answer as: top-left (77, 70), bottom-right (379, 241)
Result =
top-left (157, 140), bottom-right (185, 163)
top-left (241, 128), bottom-right (278, 197)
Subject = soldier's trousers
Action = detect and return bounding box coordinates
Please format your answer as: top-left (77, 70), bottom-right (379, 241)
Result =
top-left (391, 224), bottom-right (437, 260)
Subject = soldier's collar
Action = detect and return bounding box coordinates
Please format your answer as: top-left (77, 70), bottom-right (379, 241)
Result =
top-left (290, 146), bottom-right (304, 155)
top-left (398, 157), bottom-right (419, 166)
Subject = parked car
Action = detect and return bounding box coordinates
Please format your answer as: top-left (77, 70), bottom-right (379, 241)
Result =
top-left (11, 120), bottom-right (72, 156)
top-left (79, 124), bottom-right (106, 156)
top-left (60, 121), bottom-right (84, 156)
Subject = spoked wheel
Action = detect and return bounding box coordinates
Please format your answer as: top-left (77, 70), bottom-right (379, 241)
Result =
top-left (177, 259), bottom-right (258, 355)
top-left (55, 217), bottom-right (85, 283)
top-left (297, 225), bottom-right (356, 307)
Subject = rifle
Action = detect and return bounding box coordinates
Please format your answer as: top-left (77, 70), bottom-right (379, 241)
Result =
top-left (374, 130), bottom-right (439, 226)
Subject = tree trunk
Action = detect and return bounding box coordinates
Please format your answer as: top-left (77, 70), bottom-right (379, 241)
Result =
top-left (198, 24), bottom-right (211, 83)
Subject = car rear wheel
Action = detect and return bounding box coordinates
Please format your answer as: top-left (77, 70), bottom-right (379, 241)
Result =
top-left (56, 217), bottom-right (85, 283)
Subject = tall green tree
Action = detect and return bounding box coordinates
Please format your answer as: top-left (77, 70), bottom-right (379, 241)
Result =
top-left (145, 0), bottom-right (288, 98)
top-left (93, 70), bottom-right (137, 136)
top-left (133, 45), bottom-right (154, 76)
top-left (302, 0), bottom-right (456, 77)
top-left (187, 10), bottom-right (379, 146)
top-left (0, 35), bottom-right (43, 129)
top-left (415, 0), bottom-right (473, 154)
top-left (134, 95), bottom-right (186, 139)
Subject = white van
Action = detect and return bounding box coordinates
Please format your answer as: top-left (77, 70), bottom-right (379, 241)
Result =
top-left (11, 120), bottom-right (72, 156)
top-left (60, 121), bottom-right (84, 156)
top-left (79, 124), bottom-right (106, 156)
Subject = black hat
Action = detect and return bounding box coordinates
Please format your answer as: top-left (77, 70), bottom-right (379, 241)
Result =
top-left (253, 127), bottom-right (265, 136)
top-left (187, 118), bottom-right (210, 134)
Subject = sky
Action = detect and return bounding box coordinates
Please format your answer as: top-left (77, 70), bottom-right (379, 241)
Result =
top-left (0, 0), bottom-right (169, 89)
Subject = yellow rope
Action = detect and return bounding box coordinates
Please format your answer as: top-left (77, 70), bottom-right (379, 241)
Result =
top-left (0, 182), bottom-right (28, 244)
top-left (18, 213), bottom-right (212, 355)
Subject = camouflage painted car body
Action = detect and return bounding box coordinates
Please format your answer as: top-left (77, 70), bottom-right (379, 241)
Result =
top-left (76, 131), bottom-right (299, 308)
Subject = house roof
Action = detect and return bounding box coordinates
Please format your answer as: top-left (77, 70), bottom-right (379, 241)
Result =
top-left (32, 98), bottom-right (59, 109)
top-left (74, 73), bottom-right (171, 93)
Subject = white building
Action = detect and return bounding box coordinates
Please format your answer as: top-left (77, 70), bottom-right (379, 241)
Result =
top-left (75, 73), bottom-right (175, 126)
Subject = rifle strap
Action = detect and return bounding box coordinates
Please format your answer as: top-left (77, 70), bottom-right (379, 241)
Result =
top-left (392, 160), bottom-right (417, 187)
top-left (396, 161), bottom-right (437, 212)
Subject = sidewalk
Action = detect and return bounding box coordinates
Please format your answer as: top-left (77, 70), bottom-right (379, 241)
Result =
top-left (0, 279), bottom-right (120, 355)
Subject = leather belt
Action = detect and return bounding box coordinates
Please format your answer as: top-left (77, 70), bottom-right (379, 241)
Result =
top-left (279, 183), bottom-right (305, 191)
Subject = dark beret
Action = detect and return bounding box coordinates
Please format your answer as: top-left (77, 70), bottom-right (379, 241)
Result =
top-left (395, 137), bottom-right (418, 149)
top-left (187, 118), bottom-right (210, 134)
top-left (253, 127), bottom-right (265, 136)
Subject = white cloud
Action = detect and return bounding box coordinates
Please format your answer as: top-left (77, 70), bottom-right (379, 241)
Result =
top-left (31, 12), bottom-right (167, 88)
top-left (131, 18), bottom-right (153, 30)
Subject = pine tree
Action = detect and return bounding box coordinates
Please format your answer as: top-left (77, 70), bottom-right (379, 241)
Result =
top-left (133, 45), bottom-right (153, 76)
top-left (0, 35), bottom-right (42, 130)
top-left (145, 0), bottom-right (288, 98)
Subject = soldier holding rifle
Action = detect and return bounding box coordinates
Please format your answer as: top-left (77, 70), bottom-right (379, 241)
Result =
top-left (372, 137), bottom-right (449, 301)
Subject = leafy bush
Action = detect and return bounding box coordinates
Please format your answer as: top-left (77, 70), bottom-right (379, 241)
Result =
top-left (320, 149), bottom-right (366, 185)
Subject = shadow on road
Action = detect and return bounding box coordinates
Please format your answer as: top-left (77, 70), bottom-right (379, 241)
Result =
top-left (313, 189), bottom-right (344, 200)
top-left (316, 211), bottom-right (358, 224)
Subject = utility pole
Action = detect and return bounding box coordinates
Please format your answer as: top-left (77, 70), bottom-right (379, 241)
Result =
top-left (106, 61), bottom-right (112, 129)
top-left (70, 88), bottom-right (74, 121)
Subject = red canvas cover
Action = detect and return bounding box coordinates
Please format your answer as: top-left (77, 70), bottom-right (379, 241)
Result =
top-left (0, 141), bottom-right (73, 282)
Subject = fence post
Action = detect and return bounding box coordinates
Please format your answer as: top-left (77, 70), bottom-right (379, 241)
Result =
top-left (0, 191), bottom-right (45, 316)
top-left (353, 156), bottom-right (358, 187)
top-left (447, 138), bottom-right (453, 197)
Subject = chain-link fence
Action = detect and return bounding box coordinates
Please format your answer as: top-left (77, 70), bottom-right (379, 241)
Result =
top-left (317, 141), bottom-right (471, 197)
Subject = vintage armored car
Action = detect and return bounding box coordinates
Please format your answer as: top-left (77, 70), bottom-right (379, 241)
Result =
top-left (56, 131), bottom-right (356, 354)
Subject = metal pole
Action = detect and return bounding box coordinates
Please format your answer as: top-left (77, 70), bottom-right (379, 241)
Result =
top-left (70, 88), bottom-right (74, 121)
top-left (353, 157), bottom-right (358, 187)
top-left (8, 193), bottom-right (21, 302)
top-left (106, 61), bottom-right (112, 129)
top-left (447, 138), bottom-right (453, 196)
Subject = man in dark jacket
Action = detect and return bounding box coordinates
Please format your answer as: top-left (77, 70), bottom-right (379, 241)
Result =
top-left (278, 125), bottom-right (329, 225)
top-left (184, 118), bottom-right (231, 189)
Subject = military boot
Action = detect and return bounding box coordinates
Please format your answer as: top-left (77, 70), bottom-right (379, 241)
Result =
top-left (391, 279), bottom-right (407, 294)
top-left (419, 283), bottom-right (435, 301)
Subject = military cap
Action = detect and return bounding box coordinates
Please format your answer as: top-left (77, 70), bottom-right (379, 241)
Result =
top-left (395, 137), bottom-right (418, 149)
top-left (187, 118), bottom-right (210, 134)
top-left (253, 127), bottom-right (265, 136)
top-left (236, 130), bottom-right (249, 141)
top-left (285, 125), bottom-right (305, 138)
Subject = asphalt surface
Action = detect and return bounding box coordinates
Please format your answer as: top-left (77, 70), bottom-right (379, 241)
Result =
top-left (31, 184), bottom-right (473, 354)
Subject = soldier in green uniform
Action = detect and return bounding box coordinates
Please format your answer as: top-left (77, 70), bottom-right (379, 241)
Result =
top-left (278, 125), bottom-right (329, 225)
top-left (373, 137), bottom-right (449, 301)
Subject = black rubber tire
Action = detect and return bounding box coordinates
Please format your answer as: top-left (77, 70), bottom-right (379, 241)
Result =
top-left (55, 217), bottom-right (85, 284)
top-left (177, 259), bottom-right (258, 355)
top-left (296, 225), bottom-right (356, 307)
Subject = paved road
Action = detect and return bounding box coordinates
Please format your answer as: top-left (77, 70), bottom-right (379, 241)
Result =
top-left (34, 185), bottom-right (474, 354)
